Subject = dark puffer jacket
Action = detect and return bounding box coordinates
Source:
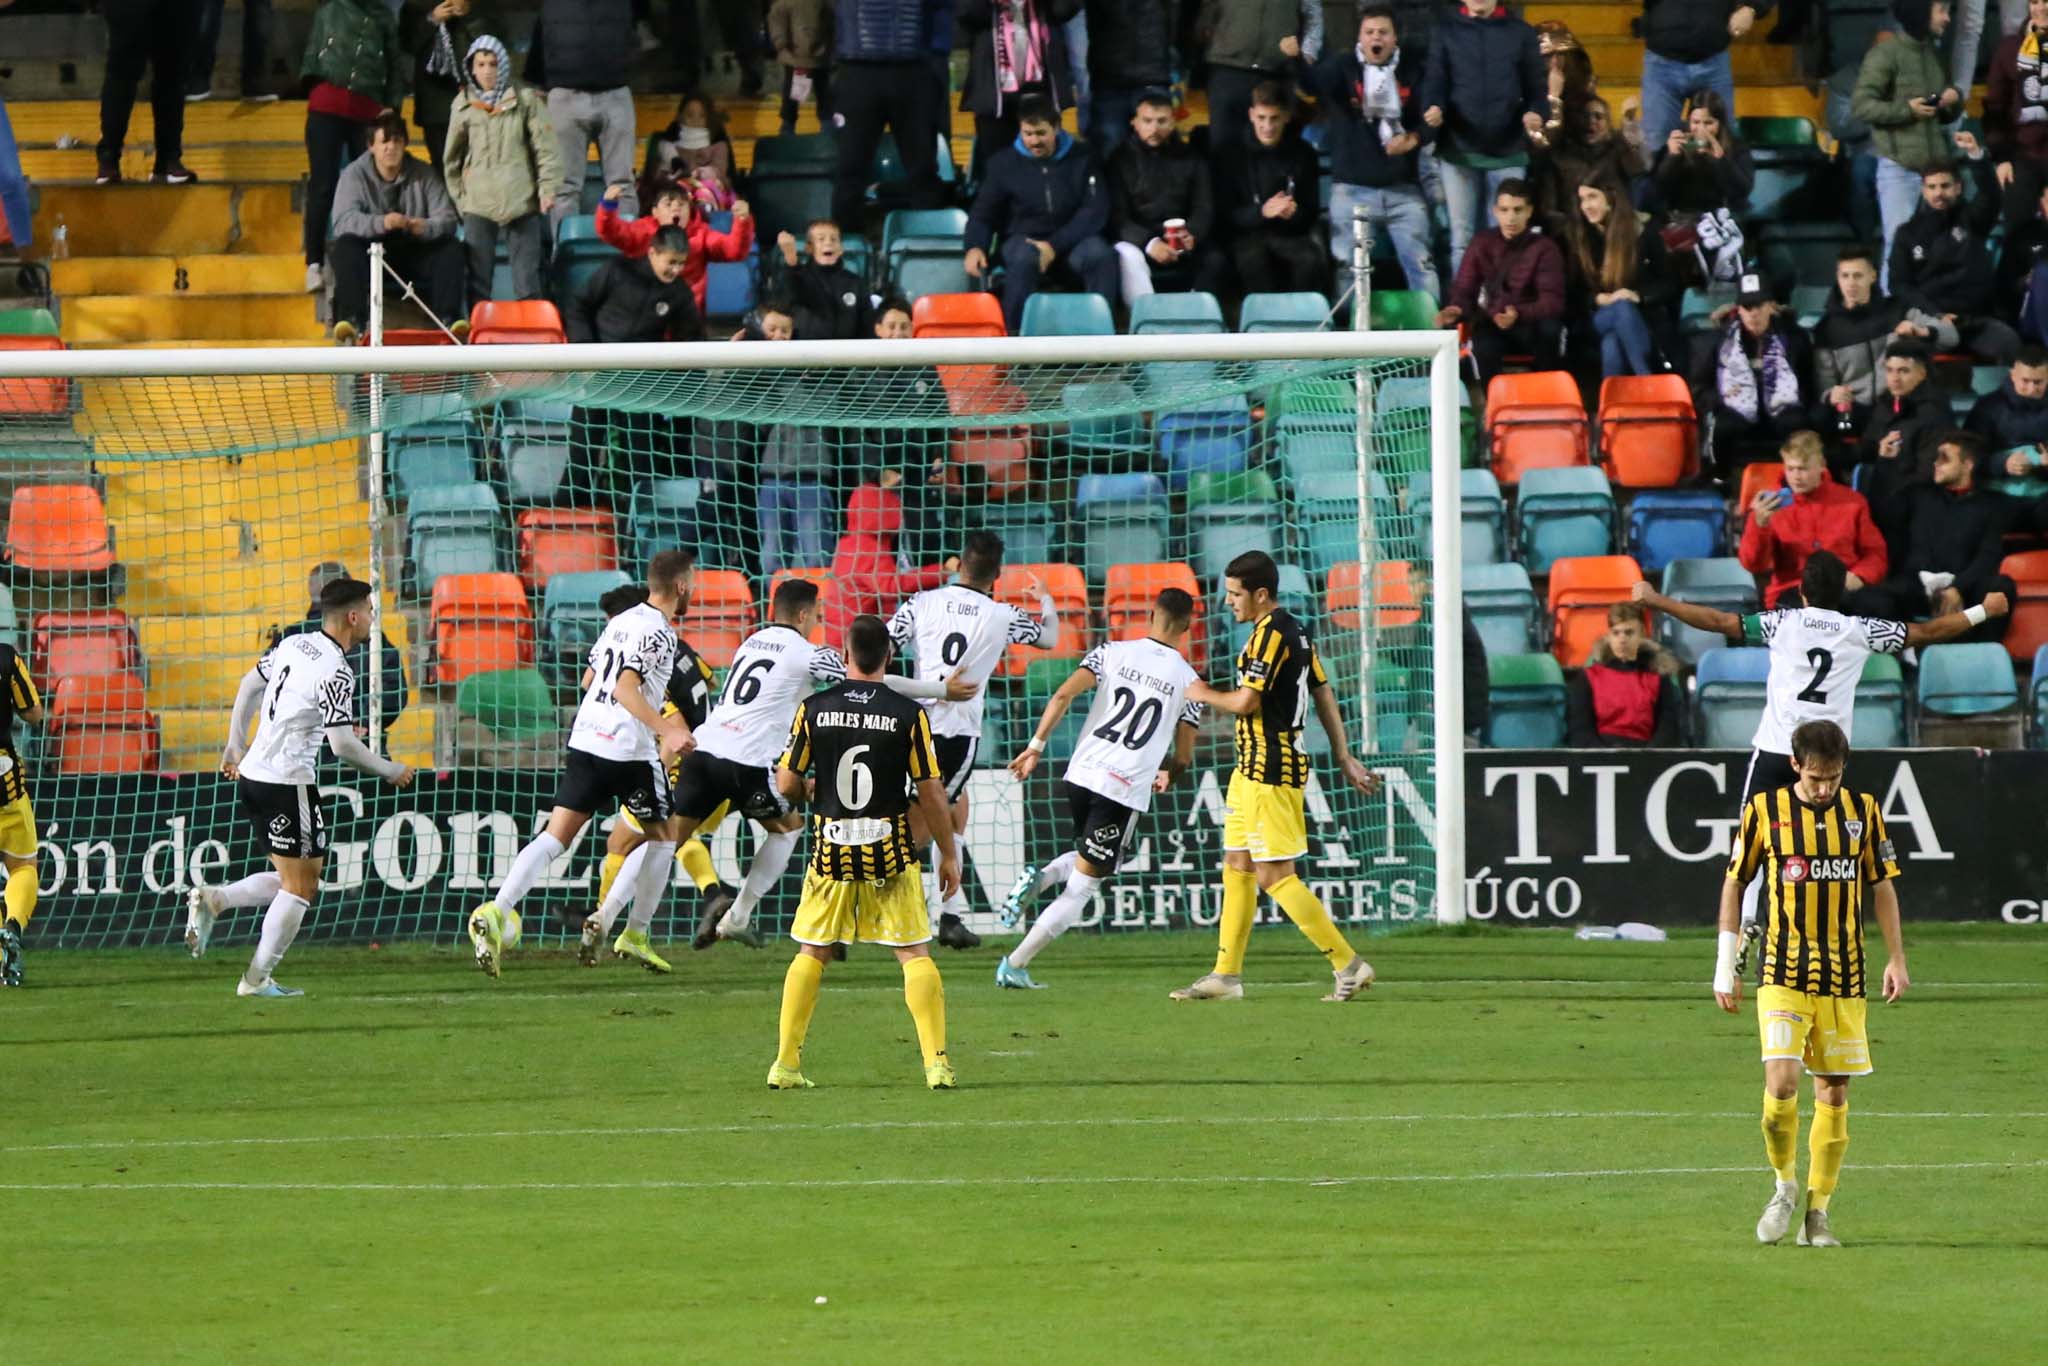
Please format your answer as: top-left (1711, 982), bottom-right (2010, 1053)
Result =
top-left (1965, 382), bottom-right (2048, 466)
top-left (1106, 133), bottom-right (1214, 247)
top-left (1887, 156), bottom-right (2001, 319)
top-left (1087, 0), bottom-right (1176, 88)
top-left (1419, 6), bottom-right (1547, 160)
top-left (956, 0), bottom-right (1082, 117)
top-left (526, 0), bottom-right (633, 91)
top-left (966, 132), bottom-right (1111, 254)
top-left (567, 257), bottom-right (706, 343)
top-left (836, 0), bottom-right (945, 63)
top-left (1291, 46), bottom-right (1431, 189)
top-left (301, 0), bottom-right (408, 106)
top-left (1219, 129), bottom-right (1321, 237)
top-left (1640, 0), bottom-right (1775, 65)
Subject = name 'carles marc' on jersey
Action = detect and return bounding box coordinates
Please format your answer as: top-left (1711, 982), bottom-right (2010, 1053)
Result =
top-left (888, 584), bottom-right (1052, 737)
top-left (239, 630), bottom-right (357, 785)
top-left (697, 623), bottom-right (848, 768)
top-left (1743, 607), bottom-right (1906, 752)
top-left (570, 601), bottom-right (679, 763)
top-left (1065, 639), bottom-right (1203, 814)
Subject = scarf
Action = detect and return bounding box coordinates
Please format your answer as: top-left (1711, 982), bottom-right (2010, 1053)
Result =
top-left (463, 34), bottom-right (511, 110)
top-left (992, 0), bottom-right (1047, 110)
top-left (2020, 29), bottom-right (2048, 125)
top-left (1357, 48), bottom-right (1405, 148)
top-left (1719, 323), bottom-right (1800, 424)
top-left (427, 21), bottom-right (458, 81)
top-left (677, 125), bottom-right (712, 150)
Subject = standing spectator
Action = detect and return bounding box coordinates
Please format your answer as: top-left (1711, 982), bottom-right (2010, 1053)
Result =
top-left (964, 96), bottom-right (1118, 332)
top-left (750, 302), bottom-right (837, 574)
top-left (1887, 146), bottom-right (2022, 364)
top-left (957, 0), bottom-right (1084, 177)
top-left (1203, 0), bottom-right (1323, 154)
top-left (831, 0), bottom-right (950, 226)
top-left (528, 0), bottom-right (639, 230)
top-left (2001, 177), bottom-right (2048, 337)
top-left (1105, 91), bottom-right (1228, 300)
top-left (1639, 0), bottom-right (1761, 151)
top-left (1856, 432), bottom-right (2019, 640)
top-left (1563, 177), bottom-right (1675, 378)
top-left (775, 219), bottom-right (877, 339)
top-left (328, 113), bottom-right (464, 344)
top-left (642, 94), bottom-right (738, 213)
top-left (1689, 276), bottom-right (1816, 478)
top-left (1218, 82), bottom-right (1328, 297)
top-left (1738, 431), bottom-right (1889, 609)
top-left (1984, 0), bottom-right (2048, 229)
top-left (825, 475), bottom-right (959, 640)
top-left (596, 179), bottom-right (757, 318)
top-left (279, 561), bottom-right (410, 738)
top-left (769, 0), bottom-right (835, 135)
top-left (1856, 338), bottom-right (1954, 553)
top-left (1565, 602), bottom-right (1683, 747)
top-left (567, 227), bottom-right (705, 487)
top-left (190, 0), bottom-right (276, 103)
top-left (301, 0), bottom-right (408, 294)
top-left (405, 0), bottom-right (489, 174)
top-left (1650, 90), bottom-right (1754, 218)
top-left (1421, 2), bottom-right (1548, 278)
top-left (444, 35), bottom-right (561, 306)
top-left (1292, 7), bottom-right (1435, 300)
top-left (1811, 243), bottom-right (1957, 449)
top-left (1853, 2), bottom-right (1962, 286)
top-left (1434, 178), bottom-right (1565, 385)
top-left (1528, 95), bottom-right (1650, 225)
top-left (1963, 345), bottom-right (2048, 475)
top-left (1082, 0), bottom-right (1175, 158)
top-left (97, 0), bottom-right (200, 186)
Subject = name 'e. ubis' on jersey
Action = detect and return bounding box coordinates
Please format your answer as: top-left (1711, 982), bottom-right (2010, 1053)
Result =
top-left (570, 602), bottom-right (678, 763)
top-left (1743, 607), bottom-right (1906, 753)
top-left (238, 630), bottom-right (358, 786)
top-left (697, 623), bottom-right (848, 768)
top-left (888, 585), bottom-right (1051, 737)
top-left (1065, 639), bottom-right (1203, 815)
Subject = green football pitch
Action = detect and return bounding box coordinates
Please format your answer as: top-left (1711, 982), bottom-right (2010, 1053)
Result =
top-left (6, 926), bottom-right (2043, 1362)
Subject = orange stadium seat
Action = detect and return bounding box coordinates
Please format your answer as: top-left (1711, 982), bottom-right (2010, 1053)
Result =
top-left (1999, 550), bottom-right (2048, 662)
top-left (469, 300), bottom-right (567, 345)
top-left (1105, 562), bottom-right (1204, 665)
top-left (1329, 560), bottom-right (1423, 631)
top-left (767, 567), bottom-right (834, 644)
top-left (31, 609), bottom-right (139, 686)
top-left (516, 509), bottom-right (619, 593)
top-left (1598, 374), bottom-right (1698, 487)
top-left (4, 484), bottom-right (116, 574)
top-left (994, 563), bottom-right (1089, 677)
top-left (686, 568), bottom-right (756, 669)
top-left (1548, 555), bottom-right (1643, 666)
top-left (951, 431), bottom-right (1032, 497)
top-left (1737, 460), bottom-right (1785, 514)
top-left (48, 672), bottom-right (159, 774)
top-left (0, 335), bottom-right (70, 415)
top-left (431, 572), bottom-right (535, 685)
top-left (912, 292), bottom-right (1006, 339)
top-left (1486, 371), bottom-right (1588, 486)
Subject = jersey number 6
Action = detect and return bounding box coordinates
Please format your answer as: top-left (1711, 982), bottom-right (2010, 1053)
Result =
top-left (836, 744), bottom-right (874, 808)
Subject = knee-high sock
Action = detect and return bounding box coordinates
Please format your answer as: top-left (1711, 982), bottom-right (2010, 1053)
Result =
top-left (722, 829), bottom-right (799, 931)
top-left (1761, 1090), bottom-right (1799, 1183)
top-left (4, 864), bottom-right (37, 930)
top-left (596, 851), bottom-right (625, 915)
top-left (1213, 866), bottom-right (1259, 976)
top-left (1807, 1100), bottom-right (1849, 1210)
top-left (244, 889), bottom-right (310, 986)
top-left (1035, 850), bottom-right (1078, 896)
top-left (595, 843), bottom-right (648, 934)
top-left (623, 841), bottom-right (677, 934)
top-left (219, 870), bottom-right (282, 910)
top-left (902, 955), bottom-right (946, 1066)
top-left (777, 953), bottom-right (824, 1069)
top-left (493, 831), bottom-right (564, 911)
top-left (678, 837), bottom-right (719, 891)
top-left (1010, 869), bottom-right (1098, 968)
top-left (941, 832), bottom-right (970, 917)
top-left (1268, 874), bottom-right (1354, 970)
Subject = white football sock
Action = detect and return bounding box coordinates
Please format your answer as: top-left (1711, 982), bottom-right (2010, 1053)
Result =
top-left (722, 828), bottom-right (800, 931)
top-left (1035, 851), bottom-right (1078, 894)
top-left (941, 831), bottom-right (971, 917)
top-left (493, 831), bottom-right (564, 911)
top-left (243, 889), bottom-right (309, 986)
top-left (624, 841), bottom-right (677, 934)
top-left (595, 843), bottom-right (649, 934)
top-left (219, 870), bottom-right (281, 909)
top-left (1010, 870), bottom-right (1098, 968)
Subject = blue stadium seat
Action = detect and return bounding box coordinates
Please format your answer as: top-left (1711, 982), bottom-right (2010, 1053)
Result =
top-left (392, 439), bottom-right (476, 498)
top-left (1486, 652), bottom-right (1567, 748)
top-left (1465, 562), bottom-right (1539, 658)
top-left (1021, 292), bottom-right (1114, 337)
top-left (1155, 398), bottom-right (1252, 490)
top-left (541, 569), bottom-right (632, 689)
top-left (1076, 473), bottom-right (1169, 582)
top-left (1627, 489), bottom-right (1728, 573)
top-left (551, 215), bottom-right (623, 300)
top-left (628, 478), bottom-right (705, 568)
top-left (1061, 380), bottom-right (1150, 463)
top-left (1694, 647), bottom-right (1772, 747)
top-left (1854, 651), bottom-right (1907, 748)
top-left (1916, 642), bottom-right (2022, 746)
top-left (1238, 291), bottom-right (1330, 332)
top-left (1278, 431), bottom-right (1355, 482)
top-left (1515, 466), bottom-right (1614, 573)
top-left (704, 261), bottom-right (756, 317)
top-left (1129, 292), bottom-right (1225, 335)
top-left (405, 483), bottom-right (506, 596)
top-left (1412, 467), bottom-right (1506, 565)
top-left (1657, 556), bottom-right (1756, 667)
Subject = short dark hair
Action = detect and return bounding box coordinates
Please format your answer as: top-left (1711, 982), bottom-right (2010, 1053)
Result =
top-left (650, 225), bottom-right (691, 256)
top-left (648, 547), bottom-right (695, 593)
top-left (877, 295), bottom-right (912, 320)
top-left (1801, 549), bottom-right (1847, 610)
top-left (1016, 93), bottom-right (1058, 127)
top-left (1494, 177), bottom-right (1534, 207)
top-left (2016, 344), bottom-right (2048, 370)
top-left (805, 217), bottom-right (841, 236)
top-left (846, 614), bottom-right (892, 672)
top-left (757, 293), bottom-right (796, 321)
top-left (319, 576), bottom-right (374, 613)
top-left (1885, 338), bottom-right (1931, 367)
top-left (1135, 88), bottom-right (1175, 114)
top-left (370, 111), bottom-right (409, 146)
top-left (1249, 81), bottom-right (1291, 111)
top-left (600, 583), bottom-right (651, 616)
top-left (1835, 243), bottom-right (1877, 269)
top-left (1357, 2), bottom-right (1396, 22)
top-left (1154, 587), bottom-right (1195, 627)
top-left (960, 530), bottom-right (1005, 583)
top-left (1224, 550), bottom-right (1279, 599)
top-left (1938, 428), bottom-right (1986, 463)
top-left (772, 576), bottom-right (821, 619)
top-left (650, 178), bottom-right (690, 206)
top-left (1791, 718), bottom-right (1850, 767)
top-left (1922, 159), bottom-right (1959, 181)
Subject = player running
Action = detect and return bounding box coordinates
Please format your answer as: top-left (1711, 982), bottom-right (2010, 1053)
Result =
top-left (467, 552), bottom-right (695, 977)
top-left (998, 588), bottom-right (1203, 989)
top-left (1170, 551), bottom-right (1380, 1003)
top-left (767, 614), bottom-right (961, 1091)
top-left (0, 641), bottom-right (44, 987)
top-left (888, 530), bottom-right (1059, 949)
top-left (187, 577), bottom-right (415, 997)
top-left (1717, 719), bottom-right (1908, 1249)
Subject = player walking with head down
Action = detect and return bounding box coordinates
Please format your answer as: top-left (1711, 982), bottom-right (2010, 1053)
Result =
top-left (0, 639), bottom-right (46, 987)
top-left (999, 588), bottom-right (1205, 989)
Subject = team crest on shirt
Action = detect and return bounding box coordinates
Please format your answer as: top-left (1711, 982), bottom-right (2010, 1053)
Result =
top-left (655, 301), bottom-right (670, 316)
top-left (1782, 855), bottom-right (1809, 883)
top-left (1845, 819), bottom-right (1864, 842)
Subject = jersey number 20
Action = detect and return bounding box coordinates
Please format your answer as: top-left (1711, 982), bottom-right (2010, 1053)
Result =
top-left (1093, 686), bottom-right (1164, 750)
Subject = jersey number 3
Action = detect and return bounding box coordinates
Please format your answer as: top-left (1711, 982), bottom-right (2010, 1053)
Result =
top-left (1797, 647), bottom-right (1833, 704)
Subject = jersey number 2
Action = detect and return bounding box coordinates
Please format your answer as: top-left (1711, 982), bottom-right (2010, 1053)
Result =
top-left (266, 665), bottom-right (292, 720)
top-left (1797, 648), bottom-right (1833, 704)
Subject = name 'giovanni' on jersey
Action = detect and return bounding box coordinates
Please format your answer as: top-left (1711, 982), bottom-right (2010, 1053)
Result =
top-left (782, 681), bottom-right (939, 881)
top-left (698, 624), bottom-right (848, 768)
top-left (1066, 640), bottom-right (1203, 814)
top-left (570, 602), bottom-right (678, 763)
top-left (1743, 607), bottom-right (1905, 752)
top-left (239, 630), bottom-right (357, 785)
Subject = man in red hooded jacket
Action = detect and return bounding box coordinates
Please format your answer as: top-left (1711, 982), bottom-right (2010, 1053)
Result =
top-left (825, 472), bottom-right (960, 641)
top-left (1738, 431), bottom-right (1889, 608)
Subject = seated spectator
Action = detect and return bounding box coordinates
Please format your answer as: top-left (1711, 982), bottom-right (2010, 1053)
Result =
top-left (1218, 81), bottom-right (1329, 298)
top-left (1565, 602), bottom-right (1682, 747)
top-left (1688, 274), bottom-right (1814, 478)
top-left (1738, 431), bottom-right (1889, 609)
top-left (956, 0), bottom-right (1082, 175)
top-left (1105, 91), bottom-right (1227, 301)
top-left (1563, 176), bottom-right (1675, 377)
top-left (963, 94), bottom-right (1117, 334)
top-left (642, 92), bottom-right (737, 212)
top-left (1851, 2), bottom-right (1962, 284)
top-left (329, 114), bottom-right (464, 345)
top-left (596, 177), bottom-right (755, 318)
top-left (824, 474), bottom-right (960, 641)
top-left (768, 0), bottom-right (834, 136)
top-left (301, 0), bottom-right (408, 294)
top-left (567, 224), bottom-right (704, 343)
top-left (1811, 243), bottom-right (1958, 451)
top-left (1887, 145), bottom-right (2021, 365)
top-left (1421, 1), bottom-right (1547, 278)
top-left (776, 218), bottom-right (875, 340)
top-left (404, 0), bottom-right (487, 175)
top-left (1858, 338), bottom-right (1955, 551)
top-left (1435, 178), bottom-right (1563, 385)
top-left (1528, 95), bottom-right (1650, 227)
top-left (875, 295), bottom-right (914, 339)
top-left (1963, 345), bottom-right (2048, 480)
top-left (1985, 0), bottom-right (2048, 230)
top-left (1855, 430), bottom-right (2019, 640)
top-left (1650, 88), bottom-right (1753, 220)
top-left (1292, 9), bottom-right (1433, 299)
top-left (444, 36), bottom-right (561, 307)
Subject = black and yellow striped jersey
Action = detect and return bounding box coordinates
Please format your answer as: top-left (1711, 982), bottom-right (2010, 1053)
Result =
top-left (781, 680), bottom-right (940, 882)
top-left (666, 635), bottom-right (716, 731)
top-left (1232, 610), bottom-right (1328, 788)
top-left (1727, 786), bottom-right (1900, 998)
top-left (0, 644), bottom-right (38, 804)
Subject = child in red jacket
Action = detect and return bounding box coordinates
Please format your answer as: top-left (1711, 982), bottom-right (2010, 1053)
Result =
top-left (596, 177), bottom-right (755, 314)
top-left (825, 475), bottom-right (958, 641)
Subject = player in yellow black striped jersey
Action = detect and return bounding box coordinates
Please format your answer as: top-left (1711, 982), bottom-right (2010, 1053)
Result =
top-left (1715, 719), bottom-right (1909, 1250)
top-left (766, 615), bottom-right (961, 1092)
top-left (1172, 551), bottom-right (1380, 1005)
top-left (0, 642), bottom-right (45, 986)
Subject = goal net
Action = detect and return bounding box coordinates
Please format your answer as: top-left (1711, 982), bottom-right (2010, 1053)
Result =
top-left (0, 328), bottom-right (1465, 950)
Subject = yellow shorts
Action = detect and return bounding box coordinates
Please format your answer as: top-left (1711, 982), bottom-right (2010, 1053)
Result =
top-left (789, 866), bottom-right (931, 947)
top-left (619, 800), bottom-right (729, 839)
top-left (0, 794), bottom-right (36, 860)
top-left (1757, 984), bottom-right (1872, 1077)
top-left (1221, 772), bottom-right (1308, 863)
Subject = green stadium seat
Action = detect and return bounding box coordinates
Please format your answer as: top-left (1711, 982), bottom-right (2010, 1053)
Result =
top-left (1486, 652), bottom-right (1567, 747)
top-left (457, 668), bottom-right (561, 741)
top-left (1020, 292), bottom-right (1114, 337)
top-left (1738, 116), bottom-right (1820, 151)
top-left (1367, 290), bottom-right (1439, 331)
top-left (0, 307), bottom-right (58, 336)
top-left (1239, 292), bottom-right (1330, 332)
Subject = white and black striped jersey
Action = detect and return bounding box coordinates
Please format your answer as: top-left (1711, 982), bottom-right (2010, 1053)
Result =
top-left (696, 623), bottom-right (848, 767)
top-left (240, 629), bottom-right (357, 785)
top-left (1742, 607), bottom-right (1907, 752)
top-left (1064, 639), bottom-right (1203, 814)
top-left (570, 601), bottom-right (679, 763)
top-left (888, 584), bottom-right (1052, 738)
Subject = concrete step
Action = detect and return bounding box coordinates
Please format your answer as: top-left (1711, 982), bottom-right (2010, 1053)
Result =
top-left (1579, 38), bottom-right (1804, 84)
top-left (79, 337), bottom-right (332, 350)
top-left (54, 254), bottom-right (307, 297)
top-left (20, 143), bottom-right (310, 184)
top-left (1521, 2), bottom-right (1641, 38)
top-left (61, 292), bottom-right (328, 344)
top-left (30, 184), bottom-right (299, 258)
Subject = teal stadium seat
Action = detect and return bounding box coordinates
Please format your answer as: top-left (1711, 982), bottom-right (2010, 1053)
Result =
top-left (1296, 470), bottom-right (1398, 577)
top-left (541, 569), bottom-right (631, 690)
top-left (1411, 467), bottom-right (1505, 565)
top-left (1021, 292), bottom-right (1114, 337)
top-left (1129, 292), bottom-right (1225, 334)
top-left (1853, 651), bottom-right (1907, 747)
top-left (1465, 562), bottom-right (1539, 657)
top-left (1657, 556), bottom-right (1756, 668)
top-left (406, 483), bottom-right (506, 597)
top-left (1278, 431), bottom-right (1355, 482)
top-left (1060, 380), bottom-right (1150, 464)
top-left (1486, 652), bottom-right (1567, 747)
top-left (1916, 642), bottom-right (2022, 748)
top-left (1076, 473), bottom-right (1169, 583)
top-left (1239, 292), bottom-right (1330, 332)
top-left (552, 215), bottom-right (622, 300)
top-left (1515, 466), bottom-right (1615, 573)
top-left (629, 478), bottom-right (704, 569)
top-left (1189, 470), bottom-right (1280, 583)
top-left (1693, 648), bottom-right (1771, 747)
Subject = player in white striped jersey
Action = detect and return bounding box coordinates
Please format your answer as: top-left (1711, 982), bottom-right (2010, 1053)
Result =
top-left (190, 577), bottom-right (414, 998)
top-left (1000, 589), bottom-right (1203, 988)
top-left (887, 531), bottom-right (1058, 948)
top-left (468, 552), bottom-right (697, 977)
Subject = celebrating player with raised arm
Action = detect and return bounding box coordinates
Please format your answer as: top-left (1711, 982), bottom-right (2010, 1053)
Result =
top-left (188, 577), bottom-right (415, 997)
top-left (1718, 719), bottom-right (1908, 1249)
top-left (998, 588), bottom-right (1204, 989)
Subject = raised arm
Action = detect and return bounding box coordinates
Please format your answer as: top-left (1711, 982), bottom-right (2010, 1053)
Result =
top-left (1632, 580), bottom-right (1743, 641)
top-left (1903, 591), bottom-right (2009, 647)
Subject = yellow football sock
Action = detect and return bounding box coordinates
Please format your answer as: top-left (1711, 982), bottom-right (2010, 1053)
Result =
top-left (1267, 874), bottom-right (1354, 970)
top-left (1808, 1100), bottom-right (1848, 1211)
top-left (777, 953), bottom-right (824, 1070)
top-left (1213, 866), bottom-right (1258, 975)
top-left (677, 838), bottom-right (718, 892)
top-left (4, 863), bottom-right (37, 931)
top-left (1761, 1090), bottom-right (1799, 1183)
top-left (596, 852), bottom-right (625, 912)
top-left (902, 955), bottom-right (947, 1066)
